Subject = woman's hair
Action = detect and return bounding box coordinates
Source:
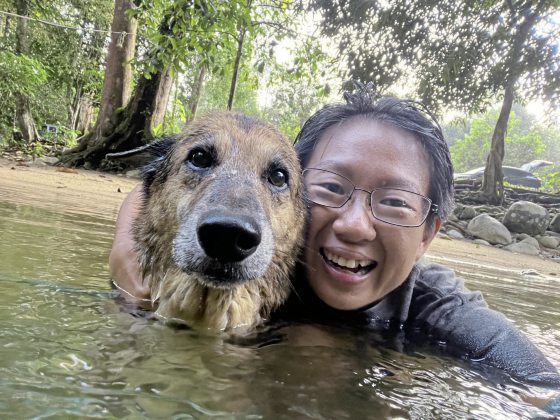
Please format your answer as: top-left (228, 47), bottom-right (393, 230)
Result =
top-left (294, 82), bottom-right (454, 228)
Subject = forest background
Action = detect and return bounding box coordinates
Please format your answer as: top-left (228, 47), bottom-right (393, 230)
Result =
top-left (0, 0), bottom-right (559, 199)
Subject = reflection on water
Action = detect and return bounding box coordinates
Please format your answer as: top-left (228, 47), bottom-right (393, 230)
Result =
top-left (0, 200), bottom-right (558, 418)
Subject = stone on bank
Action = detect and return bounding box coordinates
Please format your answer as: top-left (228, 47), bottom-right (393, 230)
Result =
top-left (467, 214), bottom-right (512, 245)
top-left (503, 201), bottom-right (549, 236)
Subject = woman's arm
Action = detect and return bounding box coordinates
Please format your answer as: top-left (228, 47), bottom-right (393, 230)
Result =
top-left (109, 184), bottom-right (151, 301)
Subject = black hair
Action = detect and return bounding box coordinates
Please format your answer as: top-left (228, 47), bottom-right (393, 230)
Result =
top-left (294, 82), bottom-right (454, 229)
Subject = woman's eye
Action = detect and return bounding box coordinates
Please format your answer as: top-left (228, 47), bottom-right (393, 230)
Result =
top-left (381, 198), bottom-right (409, 208)
top-left (187, 149), bottom-right (213, 168)
top-left (320, 183), bottom-right (344, 195)
top-left (268, 169), bottom-right (288, 188)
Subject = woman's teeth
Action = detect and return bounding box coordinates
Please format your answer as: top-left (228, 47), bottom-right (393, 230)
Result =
top-left (323, 249), bottom-right (373, 270)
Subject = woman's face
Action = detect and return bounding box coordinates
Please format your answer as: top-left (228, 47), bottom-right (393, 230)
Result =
top-left (303, 117), bottom-right (440, 310)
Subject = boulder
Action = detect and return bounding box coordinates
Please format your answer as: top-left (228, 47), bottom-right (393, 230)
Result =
top-left (503, 201), bottom-right (549, 236)
top-left (536, 235), bottom-right (560, 249)
top-left (504, 242), bottom-right (540, 256)
top-left (467, 214), bottom-right (512, 245)
top-left (513, 233), bottom-right (531, 241)
top-left (519, 236), bottom-right (540, 249)
top-left (454, 205), bottom-right (477, 221)
top-left (28, 159), bottom-right (47, 167)
top-left (447, 229), bottom-right (464, 239)
top-left (549, 214), bottom-right (560, 234)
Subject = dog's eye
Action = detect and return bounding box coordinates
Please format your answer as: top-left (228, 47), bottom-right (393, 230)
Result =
top-left (268, 169), bottom-right (288, 189)
top-left (187, 149), bottom-right (213, 169)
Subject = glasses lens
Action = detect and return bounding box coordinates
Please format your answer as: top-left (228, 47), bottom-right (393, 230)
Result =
top-left (303, 169), bottom-right (354, 208)
top-left (371, 189), bottom-right (431, 227)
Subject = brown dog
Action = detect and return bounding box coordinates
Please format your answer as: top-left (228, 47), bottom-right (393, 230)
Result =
top-left (115, 112), bottom-right (306, 331)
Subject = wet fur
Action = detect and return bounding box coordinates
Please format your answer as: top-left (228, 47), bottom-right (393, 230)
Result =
top-left (134, 112), bottom-right (306, 331)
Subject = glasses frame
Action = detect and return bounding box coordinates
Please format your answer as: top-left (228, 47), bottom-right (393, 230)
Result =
top-left (302, 168), bottom-right (439, 228)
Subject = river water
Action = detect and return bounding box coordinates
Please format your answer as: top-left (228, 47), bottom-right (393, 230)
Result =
top-left (0, 198), bottom-right (559, 419)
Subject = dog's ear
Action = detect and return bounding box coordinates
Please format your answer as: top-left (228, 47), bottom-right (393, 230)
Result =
top-left (105, 136), bottom-right (177, 192)
top-left (140, 136), bottom-right (176, 191)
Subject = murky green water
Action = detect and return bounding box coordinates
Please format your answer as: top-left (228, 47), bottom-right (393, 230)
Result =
top-left (1, 199), bottom-right (558, 419)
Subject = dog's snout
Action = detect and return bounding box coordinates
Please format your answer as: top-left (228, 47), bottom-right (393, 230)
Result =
top-left (198, 212), bottom-right (261, 263)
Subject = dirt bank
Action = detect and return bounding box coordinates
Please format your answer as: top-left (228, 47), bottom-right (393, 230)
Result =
top-left (0, 158), bottom-right (137, 220)
top-left (0, 158), bottom-right (557, 277)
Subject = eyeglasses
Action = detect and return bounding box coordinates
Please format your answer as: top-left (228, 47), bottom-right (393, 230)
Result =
top-left (302, 168), bottom-right (438, 228)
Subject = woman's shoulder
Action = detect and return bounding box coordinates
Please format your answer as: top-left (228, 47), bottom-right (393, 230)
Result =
top-left (413, 261), bottom-right (478, 299)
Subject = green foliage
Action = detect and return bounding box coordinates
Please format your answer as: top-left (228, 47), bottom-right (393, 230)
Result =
top-left (539, 167), bottom-right (560, 193)
top-left (132, 0), bottom-right (254, 76)
top-left (450, 109), bottom-right (547, 172)
top-left (0, 51), bottom-right (48, 99)
top-left (313, 0), bottom-right (560, 116)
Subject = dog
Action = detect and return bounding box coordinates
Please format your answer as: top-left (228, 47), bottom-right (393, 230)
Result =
top-left (109, 112), bottom-right (306, 332)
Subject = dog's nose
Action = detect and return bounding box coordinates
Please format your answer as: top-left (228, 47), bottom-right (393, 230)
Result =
top-left (198, 212), bottom-right (261, 262)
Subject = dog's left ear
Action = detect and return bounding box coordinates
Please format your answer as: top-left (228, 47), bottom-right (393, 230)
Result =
top-left (106, 136), bottom-right (177, 192)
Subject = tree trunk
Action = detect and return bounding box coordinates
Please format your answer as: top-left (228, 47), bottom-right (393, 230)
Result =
top-left (14, 0), bottom-right (38, 144)
top-left (93, 0), bottom-right (137, 140)
top-left (227, 28), bottom-right (246, 110)
top-left (68, 82), bottom-right (82, 130)
top-left (3, 14), bottom-right (10, 39)
top-left (187, 64), bottom-right (206, 121)
top-left (481, 83), bottom-right (513, 204)
top-left (60, 72), bottom-right (164, 168)
top-left (75, 95), bottom-right (94, 134)
top-left (151, 66), bottom-right (174, 130)
top-left (227, 0), bottom-right (252, 110)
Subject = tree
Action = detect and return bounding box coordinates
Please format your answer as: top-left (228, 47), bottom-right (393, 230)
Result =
top-left (60, 0), bottom-right (261, 168)
top-left (93, 0), bottom-right (137, 141)
top-left (0, 0), bottom-right (114, 145)
top-left (313, 0), bottom-right (560, 203)
top-left (58, 0), bottom-right (138, 166)
top-left (14, 0), bottom-right (39, 143)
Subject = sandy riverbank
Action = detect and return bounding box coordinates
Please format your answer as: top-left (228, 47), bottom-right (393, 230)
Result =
top-left (0, 158), bottom-right (557, 277)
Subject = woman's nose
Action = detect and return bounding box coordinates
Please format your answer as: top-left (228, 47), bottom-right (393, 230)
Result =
top-left (332, 190), bottom-right (377, 242)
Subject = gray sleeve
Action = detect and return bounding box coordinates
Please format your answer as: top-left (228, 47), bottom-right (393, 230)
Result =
top-left (409, 263), bottom-right (560, 388)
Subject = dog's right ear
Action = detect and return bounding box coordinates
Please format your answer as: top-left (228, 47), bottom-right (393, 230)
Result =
top-left (105, 136), bottom-right (177, 192)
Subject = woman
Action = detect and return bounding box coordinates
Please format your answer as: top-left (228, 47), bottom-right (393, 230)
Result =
top-left (109, 85), bottom-right (560, 392)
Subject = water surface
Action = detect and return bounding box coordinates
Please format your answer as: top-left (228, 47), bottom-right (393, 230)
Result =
top-left (0, 199), bottom-right (558, 419)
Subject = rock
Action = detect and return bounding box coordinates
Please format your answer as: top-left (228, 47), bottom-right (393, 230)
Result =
top-left (519, 236), bottom-right (540, 249)
top-left (550, 214), bottom-right (560, 234)
top-left (503, 201), bottom-right (549, 236)
top-left (447, 229), bottom-right (464, 239)
top-left (448, 213), bottom-right (459, 222)
top-left (513, 233), bottom-right (531, 241)
top-left (536, 235), bottom-right (560, 249)
top-left (28, 159), bottom-right (47, 167)
top-left (473, 239), bottom-right (490, 246)
top-left (456, 205), bottom-right (477, 220)
top-left (467, 214), bottom-right (512, 245)
top-left (503, 242), bottom-right (540, 256)
top-left (125, 169), bottom-right (141, 178)
top-left (37, 156), bottom-right (59, 165)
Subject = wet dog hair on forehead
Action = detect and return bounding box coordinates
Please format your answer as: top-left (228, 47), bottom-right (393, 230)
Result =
top-left (294, 81), bottom-right (454, 229)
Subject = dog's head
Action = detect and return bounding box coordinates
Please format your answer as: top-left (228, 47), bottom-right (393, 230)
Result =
top-left (130, 112), bottom-right (305, 325)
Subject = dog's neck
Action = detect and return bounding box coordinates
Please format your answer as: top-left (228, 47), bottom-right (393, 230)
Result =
top-left (150, 268), bottom-right (264, 331)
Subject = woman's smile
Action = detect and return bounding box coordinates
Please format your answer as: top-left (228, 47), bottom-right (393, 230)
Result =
top-left (321, 248), bottom-right (377, 275)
